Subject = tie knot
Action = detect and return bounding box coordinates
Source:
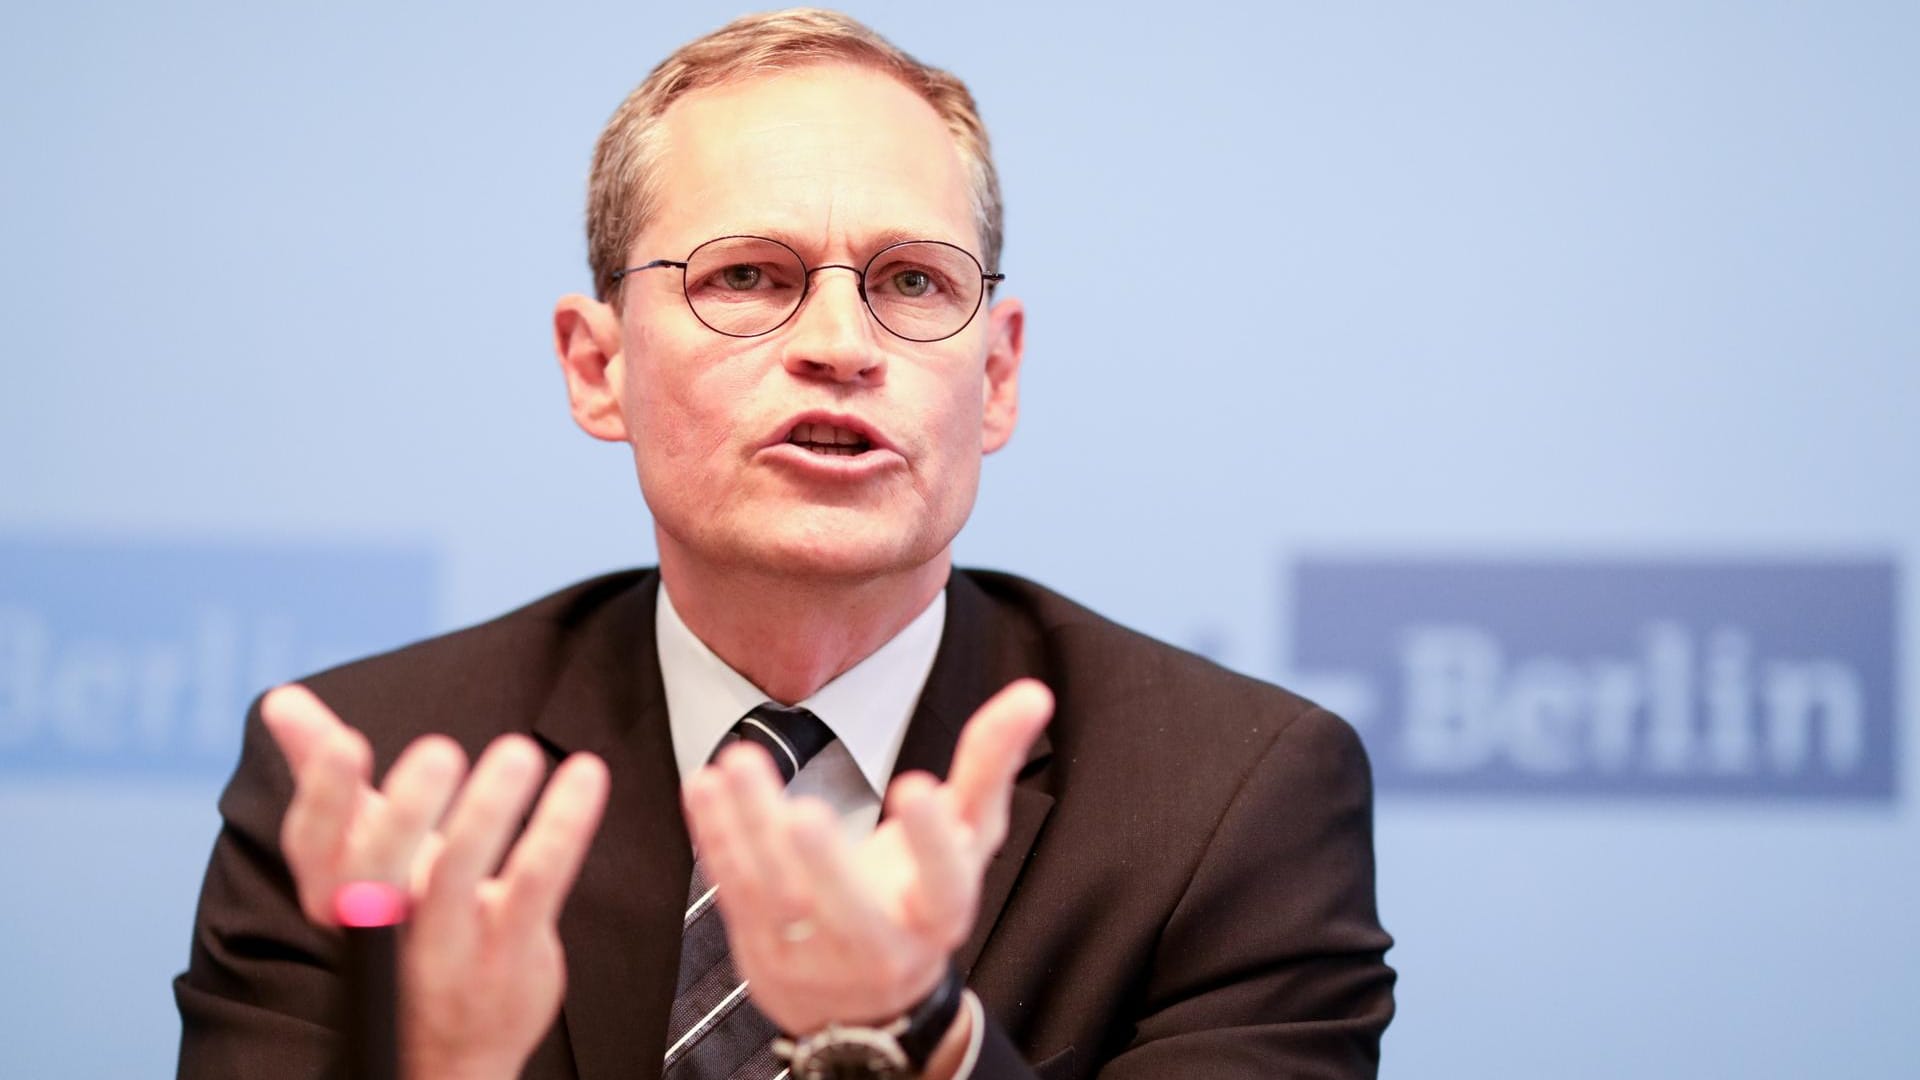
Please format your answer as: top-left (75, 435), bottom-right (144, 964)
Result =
top-left (718, 704), bottom-right (835, 785)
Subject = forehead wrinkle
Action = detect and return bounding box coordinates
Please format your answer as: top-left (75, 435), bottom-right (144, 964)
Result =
top-left (648, 65), bottom-right (978, 258)
top-left (688, 159), bottom-right (968, 252)
top-left (679, 152), bottom-right (971, 257)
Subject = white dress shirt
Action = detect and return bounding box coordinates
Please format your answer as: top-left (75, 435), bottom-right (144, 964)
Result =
top-left (653, 580), bottom-right (984, 1076)
top-left (657, 581), bottom-right (945, 835)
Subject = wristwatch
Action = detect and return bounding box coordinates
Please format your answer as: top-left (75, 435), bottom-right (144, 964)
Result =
top-left (773, 962), bottom-right (966, 1079)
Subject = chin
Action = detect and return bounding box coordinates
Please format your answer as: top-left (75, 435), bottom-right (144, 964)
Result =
top-left (652, 485), bottom-right (968, 584)
top-left (716, 506), bottom-right (951, 584)
top-left (747, 529), bottom-right (933, 583)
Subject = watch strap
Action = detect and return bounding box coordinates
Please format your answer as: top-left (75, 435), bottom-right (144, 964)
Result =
top-left (893, 961), bottom-right (965, 1071)
top-left (775, 961), bottom-right (967, 1077)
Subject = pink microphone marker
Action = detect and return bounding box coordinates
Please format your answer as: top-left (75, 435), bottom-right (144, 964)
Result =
top-left (334, 881), bottom-right (407, 1080)
top-left (334, 880), bottom-right (409, 928)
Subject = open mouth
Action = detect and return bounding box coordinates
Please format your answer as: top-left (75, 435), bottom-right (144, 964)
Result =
top-left (786, 421), bottom-right (874, 457)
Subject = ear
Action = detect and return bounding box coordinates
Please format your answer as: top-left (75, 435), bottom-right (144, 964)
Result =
top-left (554, 293), bottom-right (629, 442)
top-left (980, 296), bottom-right (1025, 454)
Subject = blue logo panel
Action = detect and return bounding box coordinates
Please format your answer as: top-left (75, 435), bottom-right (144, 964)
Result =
top-left (0, 537), bottom-right (436, 776)
top-left (1288, 559), bottom-right (1898, 800)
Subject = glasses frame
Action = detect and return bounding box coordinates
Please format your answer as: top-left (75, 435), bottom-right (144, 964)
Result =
top-left (610, 234), bottom-right (1006, 343)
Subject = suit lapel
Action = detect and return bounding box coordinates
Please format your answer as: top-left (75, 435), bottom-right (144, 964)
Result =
top-left (531, 572), bottom-right (692, 1080)
top-left (895, 572), bottom-right (1056, 977)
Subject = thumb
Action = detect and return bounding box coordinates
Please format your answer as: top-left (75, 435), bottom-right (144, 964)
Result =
top-left (946, 678), bottom-right (1053, 836)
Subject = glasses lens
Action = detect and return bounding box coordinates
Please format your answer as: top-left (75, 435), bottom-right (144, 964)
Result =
top-left (863, 241), bottom-right (985, 342)
top-left (683, 236), bottom-right (807, 336)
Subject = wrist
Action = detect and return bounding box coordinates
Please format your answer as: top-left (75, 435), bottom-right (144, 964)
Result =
top-left (408, 1068), bottom-right (515, 1080)
top-left (405, 1047), bottom-right (522, 1080)
top-left (918, 990), bottom-right (977, 1080)
top-left (776, 963), bottom-right (970, 1080)
top-left (408, 1066), bottom-right (517, 1080)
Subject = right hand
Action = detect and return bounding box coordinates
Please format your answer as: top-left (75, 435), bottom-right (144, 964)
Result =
top-left (262, 683), bottom-right (610, 1080)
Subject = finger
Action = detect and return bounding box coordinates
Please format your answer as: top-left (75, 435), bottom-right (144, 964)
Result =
top-left (788, 799), bottom-right (887, 942)
top-left (890, 774), bottom-right (974, 946)
top-left (419, 735), bottom-right (546, 923)
top-left (261, 683), bottom-right (349, 775)
top-left (683, 757), bottom-right (767, 916)
top-left (682, 766), bottom-right (776, 965)
top-left (681, 767), bottom-right (724, 860)
top-left (280, 726), bottom-right (374, 923)
top-left (348, 735), bottom-right (467, 887)
top-left (411, 831), bottom-right (446, 897)
top-left (499, 752), bottom-right (611, 930)
top-left (946, 679), bottom-right (1053, 843)
top-left (719, 744), bottom-right (813, 918)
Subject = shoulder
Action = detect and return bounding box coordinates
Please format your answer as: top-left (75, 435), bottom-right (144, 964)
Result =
top-left (951, 572), bottom-right (1382, 953)
top-left (294, 568), bottom-right (657, 756)
top-left (952, 568), bottom-right (1374, 810)
top-left (957, 568), bottom-right (1328, 730)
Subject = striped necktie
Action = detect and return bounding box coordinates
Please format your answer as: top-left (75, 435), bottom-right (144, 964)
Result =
top-left (664, 704), bottom-right (836, 1080)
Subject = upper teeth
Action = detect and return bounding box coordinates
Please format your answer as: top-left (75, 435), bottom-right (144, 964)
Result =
top-left (791, 422), bottom-right (865, 446)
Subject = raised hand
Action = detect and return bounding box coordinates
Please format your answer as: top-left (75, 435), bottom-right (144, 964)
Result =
top-left (262, 684), bottom-right (610, 1080)
top-left (680, 678), bottom-right (1053, 1046)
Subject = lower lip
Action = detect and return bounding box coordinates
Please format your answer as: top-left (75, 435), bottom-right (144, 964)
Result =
top-left (760, 442), bottom-right (905, 479)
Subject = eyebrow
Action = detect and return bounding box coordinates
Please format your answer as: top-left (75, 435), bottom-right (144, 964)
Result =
top-left (861, 225), bottom-right (959, 251)
top-left (711, 225), bottom-right (974, 259)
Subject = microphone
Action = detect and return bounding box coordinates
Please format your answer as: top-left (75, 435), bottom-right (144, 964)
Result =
top-left (334, 881), bottom-right (408, 1080)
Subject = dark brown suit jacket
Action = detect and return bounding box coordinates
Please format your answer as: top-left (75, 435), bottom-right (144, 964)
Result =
top-left (176, 569), bottom-right (1394, 1079)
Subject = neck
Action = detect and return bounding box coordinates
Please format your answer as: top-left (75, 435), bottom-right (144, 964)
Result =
top-left (658, 540), bottom-right (949, 705)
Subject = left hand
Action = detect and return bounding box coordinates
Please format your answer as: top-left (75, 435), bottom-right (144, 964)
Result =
top-left (681, 677), bottom-right (1053, 1036)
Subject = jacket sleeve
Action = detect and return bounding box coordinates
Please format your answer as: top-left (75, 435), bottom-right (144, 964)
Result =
top-left (977, 706), bottom-right (1396, 1080)
top-left (174, 698), bottom-right (342, 1080)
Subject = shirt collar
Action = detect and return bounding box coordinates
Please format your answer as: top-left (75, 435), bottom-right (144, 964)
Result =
top-left (656, 581), bottom-right (947, 798)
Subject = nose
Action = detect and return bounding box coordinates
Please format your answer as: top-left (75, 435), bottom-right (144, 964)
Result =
top-left (780, 265), bottom-right (885, 384)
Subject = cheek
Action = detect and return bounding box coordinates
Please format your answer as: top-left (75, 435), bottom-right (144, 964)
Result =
top-left (623, 333), bottom-right (756, 461)
top-left (916, 364), bottom-right (992, 479)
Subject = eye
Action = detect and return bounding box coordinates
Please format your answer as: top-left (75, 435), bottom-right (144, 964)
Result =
top-left (893, 268), bottom-right (935, 296)
top-left (718, 263), bottom-right (763, 290)
top-left (872, 263), bottom-right (948, 299)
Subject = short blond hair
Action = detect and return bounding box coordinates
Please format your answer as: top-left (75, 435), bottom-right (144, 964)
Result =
top-left (586, 8), bottom-right (1003, 301)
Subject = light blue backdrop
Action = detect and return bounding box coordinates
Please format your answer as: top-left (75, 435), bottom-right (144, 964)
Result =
top-left (3, 2), bottom-right (1915, 1076)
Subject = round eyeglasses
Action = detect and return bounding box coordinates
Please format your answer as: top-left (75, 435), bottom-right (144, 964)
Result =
top-left (610, 235), bottom-right (1005, 343)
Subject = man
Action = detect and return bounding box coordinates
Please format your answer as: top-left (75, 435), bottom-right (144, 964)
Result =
top-left (176, 9), bottom-right (1394, 1079)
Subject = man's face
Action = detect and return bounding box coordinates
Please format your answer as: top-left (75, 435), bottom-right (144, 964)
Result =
top-left (583, 63), bottom-right (1022, 584)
